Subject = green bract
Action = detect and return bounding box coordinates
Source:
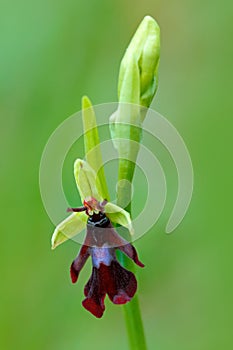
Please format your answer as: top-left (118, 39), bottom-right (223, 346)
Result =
top-left (82, 96), bottom-right (109, 201)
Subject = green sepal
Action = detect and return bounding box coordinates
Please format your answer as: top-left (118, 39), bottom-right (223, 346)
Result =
top-left (105, 201), bottom-right (134, 236)
top-left (74, 159), bottom-right (103, 203)
top-left (51, 211), bottom-right (88, 249)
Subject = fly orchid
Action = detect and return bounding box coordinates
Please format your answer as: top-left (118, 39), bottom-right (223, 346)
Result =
top-left (52, 159), bottom-right (144, 318)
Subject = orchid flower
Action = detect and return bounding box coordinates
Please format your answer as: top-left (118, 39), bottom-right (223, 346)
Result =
top-left (52, 159), bottom-right (144, 318)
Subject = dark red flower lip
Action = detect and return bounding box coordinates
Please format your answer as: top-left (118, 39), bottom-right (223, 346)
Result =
top-left (70, 210), bottom-right (144, 318)
top-left (82, 297), bottom-right (105, 318)
top-left (71, 243), bottom-right (144, 318)
top-left (81, 261), bottom-right (138, 318)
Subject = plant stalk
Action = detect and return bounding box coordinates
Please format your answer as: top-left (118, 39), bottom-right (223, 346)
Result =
top-left (117, 184), bottom-right (147, 350)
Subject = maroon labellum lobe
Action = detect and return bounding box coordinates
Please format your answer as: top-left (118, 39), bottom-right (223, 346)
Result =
top-left (70, 208), bottom-right (144, 317)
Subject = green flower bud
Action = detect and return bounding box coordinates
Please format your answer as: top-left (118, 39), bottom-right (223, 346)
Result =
top-left (109, 16), bottom-right (160, 205)
top-left (118, 15), bottom-right (160, 108)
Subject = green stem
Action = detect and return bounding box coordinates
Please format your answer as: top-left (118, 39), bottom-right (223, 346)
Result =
top-left (120, 252), bottom-right (147, 350)
top-left (117, 179), bottom-right (147, 350)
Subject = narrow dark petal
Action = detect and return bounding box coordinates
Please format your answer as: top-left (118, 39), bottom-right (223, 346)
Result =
top-left (70, 245), bottom-right (90, 283)
top-left (106, 261), bottom-right (137, 304)
top-left (67, 207), bottom-right (86, 212)
top-left (101, 224), bottom-right (145, 267)
top-left (118, 243), bottom-right (145, 267)
top-left (82, 266), bottom-right (106, 318)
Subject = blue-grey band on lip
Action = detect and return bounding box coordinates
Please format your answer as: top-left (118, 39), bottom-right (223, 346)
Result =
top-left (87, 213), bottom-right (110, 228)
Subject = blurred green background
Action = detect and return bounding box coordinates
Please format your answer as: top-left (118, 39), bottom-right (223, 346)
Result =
top-left (1, 0), bottom-right (232, 349)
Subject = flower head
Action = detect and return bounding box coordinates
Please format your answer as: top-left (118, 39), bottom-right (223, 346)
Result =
top-left (52, 160), bottom-right (144, 318)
